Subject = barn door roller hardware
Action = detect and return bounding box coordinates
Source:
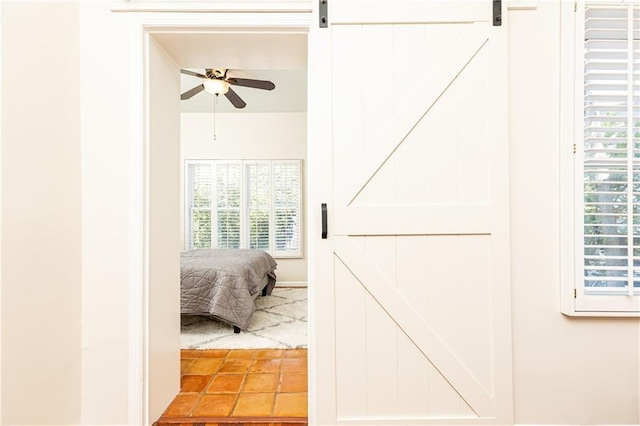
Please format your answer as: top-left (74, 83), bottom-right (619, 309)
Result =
top-left (319, 0), bottom-right (328, 28)
top-left (493, 0), bottom-right (502, 26)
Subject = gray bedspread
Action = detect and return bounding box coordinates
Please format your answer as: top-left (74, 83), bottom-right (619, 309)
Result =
top-left (180, 249), bottom-right (277, 330)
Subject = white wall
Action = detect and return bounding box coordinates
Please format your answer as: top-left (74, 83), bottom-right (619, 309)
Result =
top-left (148, 35), bottom-right (182, 422)
top-left (508, 4), bottom-right (640, 424)
top-left (79, 2), bottom-right (131, 424)
top-left (1, 2), bottom-right (82, 424)
top-left (181, 112), bottom-right (308, 284)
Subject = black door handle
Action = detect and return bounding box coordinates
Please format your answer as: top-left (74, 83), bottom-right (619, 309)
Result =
top-left (321, 203), bottom-right (327, 239)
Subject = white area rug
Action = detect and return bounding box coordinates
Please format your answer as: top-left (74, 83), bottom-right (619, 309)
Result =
top-left (180, 287), bottom-right (307, 349)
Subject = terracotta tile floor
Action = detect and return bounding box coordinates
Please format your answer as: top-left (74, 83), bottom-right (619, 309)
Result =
top-left (155, 349), bottom-right (308, 426)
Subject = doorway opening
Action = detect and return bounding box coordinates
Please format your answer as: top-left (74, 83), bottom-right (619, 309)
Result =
top-left (140, 26), bottom-right (311, 425)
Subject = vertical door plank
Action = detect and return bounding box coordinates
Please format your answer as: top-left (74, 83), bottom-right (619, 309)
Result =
top-left (425, 85), bottom-right (459, 204)
top-left (457, 38), bottom-right (490, 204)
top-left (359, 25), bottom-right (395, 205)
top-left (365, 294), bottom-right (399, 417)
top-left (364, 236), bottom-right (397, 286)
top-left (429, 218), bottom-right (470, 421)
top-left (362, 25), bottom-right (394, 150)
top-left (426, 235), bottom-right (463, 415)
top-left (428, 364), bottom-right (464, 416)
top-left (426, 236), bottom-right (460, 352)
top-left (332, 25), bottom-right (363, 184)
top-left (398, 329), bottom-right (430, 416)
top-left (459, 235), bottom-right (493, 393)
top-left (396, 236), bottom-right (430, 414)
top-left (424, 24), bottom-right (464, 76)
top-left (395, 116), bottom-right (429, 204)
top-left (335, 257), bottom-right (368, 418)
top-left (462, 401), bottom-right (477, 417)
top-left (363, 235), bottom-right (399, 416)
top-left (397, 236), bottom-right (429, 320)
top-left (394, 24), bottom-right (429, 205)
top-left (393, 24), bottom-right (428, 113)
top-left (359, 156), bottom-right (397, 205)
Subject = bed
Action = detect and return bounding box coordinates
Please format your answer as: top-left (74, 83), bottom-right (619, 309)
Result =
top-left (180, 249), bottom-right (277, 332)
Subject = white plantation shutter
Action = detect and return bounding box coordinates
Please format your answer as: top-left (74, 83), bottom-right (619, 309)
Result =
top-left (246, 162), bottom-right (271, 251)
top-left (578, 2), bottom-right (640, 311)
top-left (273, 161), bottom-right (301, 256)
top-left (215, 162), bottom-right (241, 248)
top-left (185, 159), bottom-right (302, 257)
top-left (186, 162), bottom-right (213, 249)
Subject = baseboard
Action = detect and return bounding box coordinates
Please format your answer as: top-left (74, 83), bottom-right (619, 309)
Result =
top-left (155, 415), bottom-right (307, 425)
top-left (276, 281), bottom-right (307, 288)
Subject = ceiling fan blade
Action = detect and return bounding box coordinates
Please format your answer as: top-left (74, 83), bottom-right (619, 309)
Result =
top-left (227, 78), bottom-right (275, 91)
top-left (224, 87), bottom-right (247, 109)
top-left (181, 84), bottom-right (205, 100)
top-left (180, 69), bottom-right (207, 79)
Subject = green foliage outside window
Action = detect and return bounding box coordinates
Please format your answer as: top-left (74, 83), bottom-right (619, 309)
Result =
top-left (583, 114), bottom-right (640, 287)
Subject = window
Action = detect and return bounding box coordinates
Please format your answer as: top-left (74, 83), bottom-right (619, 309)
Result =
top-left (185, 159), bottom-right (302, 258)
top-left (561, 0), bottom-right (640, 315)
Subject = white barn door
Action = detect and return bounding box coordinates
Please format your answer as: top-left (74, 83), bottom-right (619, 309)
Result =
top-left (312, 1), bottom-right (512, 424)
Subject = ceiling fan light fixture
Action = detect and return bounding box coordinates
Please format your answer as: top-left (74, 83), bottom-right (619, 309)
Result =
top-left (203, 79), bottom-right (230, 95)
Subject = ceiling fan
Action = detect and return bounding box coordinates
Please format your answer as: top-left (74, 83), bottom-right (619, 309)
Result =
top-left (180, 68), bottom-right (275, 109)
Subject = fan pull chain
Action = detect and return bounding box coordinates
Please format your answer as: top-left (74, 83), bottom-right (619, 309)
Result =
top-left (213, 94), bottom-right (218, 141)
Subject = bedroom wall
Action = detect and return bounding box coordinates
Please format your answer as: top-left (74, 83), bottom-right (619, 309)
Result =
top-left (1, 2), bottom-right (82, 424)
top-left (181, 112), bottom-right (308, 285)
top-left (508, 4), bottom-right (640, 424)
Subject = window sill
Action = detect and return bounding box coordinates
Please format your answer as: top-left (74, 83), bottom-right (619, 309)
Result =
top-left (561, 306), bottom-right (640, 318)
top-left (273, 254), bottom-right (304, 260)
top-left (507, 1), bottom-right (537, 11)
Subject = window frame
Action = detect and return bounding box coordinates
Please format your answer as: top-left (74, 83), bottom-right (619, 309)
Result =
top-left (184, 159), bottom-right (303, 259)
top-left (560, 0), bottom-right (640, 316)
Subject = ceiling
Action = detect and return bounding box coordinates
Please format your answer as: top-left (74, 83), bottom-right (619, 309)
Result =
top-left (151, 32), bottom-right (308, 113)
